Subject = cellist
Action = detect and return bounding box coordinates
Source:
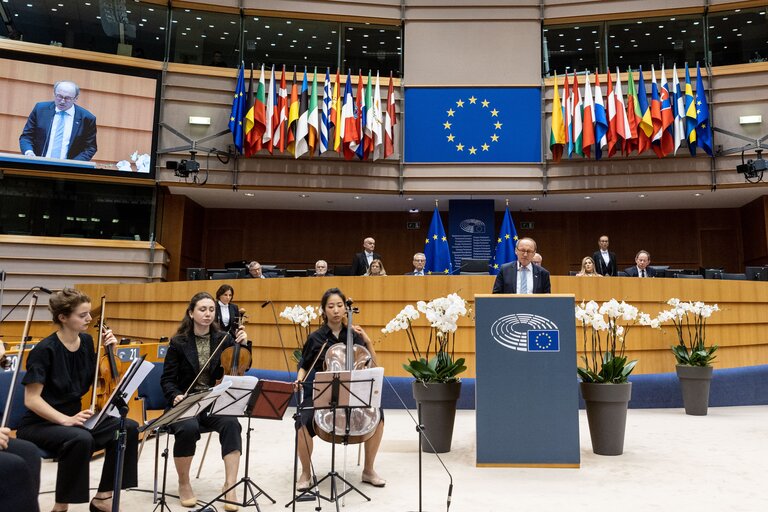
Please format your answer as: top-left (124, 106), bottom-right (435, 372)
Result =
top-left (294, 287), bottom-right (385, 491)
top-left (160, 291), bottom-right (249, 511)
top-left (17, 288), bottom-right (139, 512)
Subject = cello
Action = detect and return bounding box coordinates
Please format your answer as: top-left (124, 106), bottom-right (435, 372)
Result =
top-left (312, 298), bottom-right (380, 444)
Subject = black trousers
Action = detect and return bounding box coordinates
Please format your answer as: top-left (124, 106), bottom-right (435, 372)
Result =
top-left (17, 417), bottom-right (139, 504)
top-left (0, 438), bottom-right (41, 512)
top-left (170, 413), bottom-right (242, 458)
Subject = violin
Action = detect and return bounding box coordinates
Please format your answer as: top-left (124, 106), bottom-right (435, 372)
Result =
top-left (219, 308), bottom-right (252, 377)
top-left (90, 296), bottom-right (123, 413)
top-left (313, 299), bottom-right (380, 445)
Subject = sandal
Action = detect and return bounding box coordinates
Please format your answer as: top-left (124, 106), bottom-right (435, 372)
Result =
top-left (89, 495), bottom-right (112, 512)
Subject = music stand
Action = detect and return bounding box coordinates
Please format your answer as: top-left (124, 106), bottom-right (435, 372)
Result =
top-left (288, 368), bottom-right (382, 512)
top-left (194, 376), bottom-right (293, 512)
top-left (138, 382), bottom-right (233, 512)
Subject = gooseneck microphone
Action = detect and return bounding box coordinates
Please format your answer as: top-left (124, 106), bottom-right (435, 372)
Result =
top-left (0, 285), bottom-right (53, 323)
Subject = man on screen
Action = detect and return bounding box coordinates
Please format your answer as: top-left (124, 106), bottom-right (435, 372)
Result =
top-left (19, 81), bottom-right (97, 161)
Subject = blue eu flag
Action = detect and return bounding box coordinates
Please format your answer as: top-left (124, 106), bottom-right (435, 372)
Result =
top-left (527, 330), bottom-right (559, 352)
top-left (404, 87), bottom-right (541, 163)
top-left (424, 207), bottom-right (452, 275)
top-left (228, 63), bottom-right (246, 154)
top-left (695, 63), bottom-right (713, 157)
top-left (491, 206), bottom-right (518, 275)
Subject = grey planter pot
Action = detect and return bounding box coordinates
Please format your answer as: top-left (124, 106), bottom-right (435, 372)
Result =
top-left (580, 382), bottom-right (632, 456)
top-left (676, 365), bottom-right (714, 416)
top-left (412, 381), bottom-right (462, 453)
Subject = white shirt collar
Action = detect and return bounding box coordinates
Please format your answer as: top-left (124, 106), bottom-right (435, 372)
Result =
top-left (56, 104), bottom-right (75, 116)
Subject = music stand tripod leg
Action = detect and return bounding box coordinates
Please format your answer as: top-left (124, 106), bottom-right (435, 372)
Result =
top-left (151, 429), bottom-right (173, 512)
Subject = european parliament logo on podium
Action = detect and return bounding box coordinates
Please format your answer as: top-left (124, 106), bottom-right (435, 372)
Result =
top-left (490, 313), bottom-right (560, 352)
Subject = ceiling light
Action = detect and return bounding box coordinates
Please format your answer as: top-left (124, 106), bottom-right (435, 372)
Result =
top-left (409, 208), bottom-right (420, 213)
top-left (244, 192), bottom-right (255, 197)
top-left (638, 194), bottom-right (646, 198)
top-left (299, 194), bottom-right (309, 198)
top-left (694, 193), bottom-right (702, 197)
top-left (584, 196), bottom-right (592, 200)
top-left (354, 196), bottom-right (361, 199)
top-left (531, 197), bottom-right (539, 201)
top-left (406, 197), bottom-right (414, 201)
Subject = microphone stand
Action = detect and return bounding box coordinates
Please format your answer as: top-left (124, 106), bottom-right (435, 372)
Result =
top-left (1, 293), bottom-right (38, 429)
top-left (0, 270), bottom-right (6, 328)
top-left (383, 377), bottom-right (454, 512)
top-left (0, 285), bottom-right (52, 324)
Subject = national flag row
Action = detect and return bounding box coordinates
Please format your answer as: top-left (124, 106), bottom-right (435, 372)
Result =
top-left (549, 63), bottom-right (713, 162)
top-left (229, 63), bottom-right (397, 160)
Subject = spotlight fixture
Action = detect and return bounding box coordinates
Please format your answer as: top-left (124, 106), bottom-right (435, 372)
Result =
top-left (736, 149), bottom-right (766, 181)
top-left (167, 151), bottom-right (200, 178)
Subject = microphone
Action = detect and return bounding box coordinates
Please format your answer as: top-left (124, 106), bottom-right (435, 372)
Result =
top-left (447, 482), bottom-right (453, 511)
top-left (261, 300), bottom-right (272, 308)
top-left (36, 286), bottom-right (53, 294)
top-left (0, 270), bottom-right (6, 282)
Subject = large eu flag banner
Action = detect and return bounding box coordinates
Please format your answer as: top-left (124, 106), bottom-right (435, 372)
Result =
top-left (404, 87), bottom-right (541, 163)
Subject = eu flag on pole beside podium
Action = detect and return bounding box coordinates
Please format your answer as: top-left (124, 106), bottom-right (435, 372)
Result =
top-left (228, 63), bottom-right (246, 154)
top-left (404, 87), bottom-right (541, 163)
top-left (424, 207), bottom-right (452, 275)
top-left (491, 207), bottom-right (518, 275)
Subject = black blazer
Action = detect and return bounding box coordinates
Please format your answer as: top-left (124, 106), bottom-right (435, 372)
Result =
top-left (351, 251), bottom-right (382, 276)
top-left (215, 302), bottom-right (240, 335)
top-left (624, 266), bottom-right (657, 278)
top-left (160, 330), bottom-right (241, 406)
top-left (592, 250), bottom-right (618, 276)
top-left (492, 263), bottom-right (552, 294)
top-left (19, 102), bottom-right (98, 161)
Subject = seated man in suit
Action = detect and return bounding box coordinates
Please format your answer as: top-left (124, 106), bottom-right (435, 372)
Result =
top-left (624, 250), bottom-right (656, 278)
top-left (247, 261), bottom-right (266, 278)
top-left (593, 235), bottom-right (618, 276)
top-left (19, 81), bottom-right (98, 161)
top-left (405, 253), bottom-right (427, 275)
top-left (351, 237), bottom-right (382, 276)
top-left (492, 237), bottom-right (551, 294)
top-left (313, 260), bottom-right (333, 277)
top-left (532, 252), bottom-right (543, 266)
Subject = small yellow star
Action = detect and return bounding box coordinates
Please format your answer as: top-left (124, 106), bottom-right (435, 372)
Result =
top-left (443, 121), bottom-right (452, 129)
top-left (441, 236), bottom-right (447, 242)
top-left (447, 108), bottom-right (455, 117)
top-left (456, 143), bottom-right (464, 151)
top-left (456, 99), bottom-right (465, 108)
top-left (433, 234), bottom-right (438, 240)
top-left (513, 235), bottom-right (519, 241)
top-left (230, 116), bottom-right (235, 121)
top-left (491, 134), bottom-right (499, 142)
top-left (469, 96), bottom-right (477, 104)
top-left (700, 123), bottom-right (706, 128)
top-left (493, 263), bottom-right (499, 269)
top-left (427, 271), bottom-right (433, 275)
top-left (494, 121), bottom-right (503, 130)
top-left (482, 143), bottom-right (490, 151)
top-left (447, 134), bottom-right (455, 142)
top-left (497, 237), bottom-right (502, 243)
top-left (469, 146), bottom-right (477, 155)
top-left (505, 234), bottom-right (510, 239)
top-left (443, 269), bottom-right (449, 274)
top-left (425, 238), bottom-right (429, 244)
top-left (481, 99), bottom-right (490, 108)
top-left (491, 108), bottom-right (499, 117)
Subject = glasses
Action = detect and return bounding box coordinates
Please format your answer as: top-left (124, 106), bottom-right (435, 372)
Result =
top-left (55, 94), bottom-right (76, 102)
top-left (517, 249), bottom-right (535, 255)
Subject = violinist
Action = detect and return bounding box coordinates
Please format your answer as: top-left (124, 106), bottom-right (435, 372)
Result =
top-left (294, 287), bottom-right (385, 491)
top-left (214, 284), bottom-right (240, 336)
top-left (0, 343), bottom-right (41, 512)
top-left (160, 291), bottom-right (250, 511)
top-left (17, 288), bottom-right (139, 512)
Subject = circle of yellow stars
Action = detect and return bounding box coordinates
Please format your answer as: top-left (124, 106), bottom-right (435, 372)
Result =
top-left (423, 232), bottom-right (450, 275)
top-left (532, 331), bottom-right (554, 350)
top-left (443, 95), bottom-right (502, 156)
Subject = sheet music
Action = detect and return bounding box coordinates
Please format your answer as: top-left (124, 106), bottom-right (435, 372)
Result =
top-left (350, 367), bottom-right (384, 408)
top-left (211, 375), bottom-right (259, 416)
top-left (84, 357), bottom-right (154, 430)
top-left (177, 380), bottom-right (232, 421)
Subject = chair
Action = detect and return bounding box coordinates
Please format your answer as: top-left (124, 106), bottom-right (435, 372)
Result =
top-left (333, 265), bottom-right (353, 276)
top-left (649, 265), bottom-right (670, 276)
top-left (702, 269), bottom-right (723, 279)
top-left (675, 273), bottom-right (703, 279)
top-left (136, 362), bottom-right (167, 460)
top-left (720, 273), bottom-right (747, 280)
top-left (210, 271), bottom-right (239, 280)
top-left (459, 258), bottom-right (490, 275)
top-left (0, 371), bottom-right (56, 459)
top-left (285, 269), bottom-right (308, 278)
top-left (617, 271), bottom-right (629, 277)
top-left (569, 271), bottom-right (578, 276)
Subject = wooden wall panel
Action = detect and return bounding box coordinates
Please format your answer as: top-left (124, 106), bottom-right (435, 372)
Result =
top-left (741, 196), bottom-right (768, 266)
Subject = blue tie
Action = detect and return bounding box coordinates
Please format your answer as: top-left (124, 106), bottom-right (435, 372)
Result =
top-left (50, 111), bottom-right (66, 159)
top-left (520, 266), bottom-right (528, 294)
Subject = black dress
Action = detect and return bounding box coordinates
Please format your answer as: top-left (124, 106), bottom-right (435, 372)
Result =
top-left (17, 332), bottom-right (139, 504)
top-left (0, 437), bottom-right (41, 512)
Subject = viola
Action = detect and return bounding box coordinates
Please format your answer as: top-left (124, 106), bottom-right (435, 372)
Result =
top-left (90, 296), bottom-right (124, 413)
top-left (313, 299), bottom-right (380, 445)
top-left (219, 308), bottom-right (252, 377)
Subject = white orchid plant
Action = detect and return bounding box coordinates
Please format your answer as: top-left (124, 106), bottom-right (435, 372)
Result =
top-left (655, 298), bottom-right (720, 367)
top-left (116, 151), bottom-right (151, 173)
top-left (575, 299), bottom-right (655, 383)
top-left (279, 304), bottom-right (319, 362)
top-left (382, 293), bottom-right (470, 383)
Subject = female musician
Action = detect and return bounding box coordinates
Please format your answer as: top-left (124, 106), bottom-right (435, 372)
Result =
top-left (294, 287), bottom-right (385, 490)
top-left (214, 284), bottom-right (240, 336)
top-left (576, 256), bottom-right (603, 277)
top-left (160, 291), bottom-right (249, 511)
top-left (17, 288), bottom-right (139, 512)
top-left (0, 343), bottom-right (41, 512)
top-left (364, 259), bottom-right (387, 276)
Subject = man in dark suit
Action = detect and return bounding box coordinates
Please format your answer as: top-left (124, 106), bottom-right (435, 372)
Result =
top-left (19, 81), bottom-right (97, 161)
top-left (592, 235), bottom-right (618, 276)
top-left (351, 237), bottom-right (381, 276)
top-left (313, 260), bottom-right (333, 277)
top-left (404, 253), bottom-right (427, 276)
top-left (624, 250), bottom-right (656, 277)
top-left (492, 237), bottom-right (552, 294)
